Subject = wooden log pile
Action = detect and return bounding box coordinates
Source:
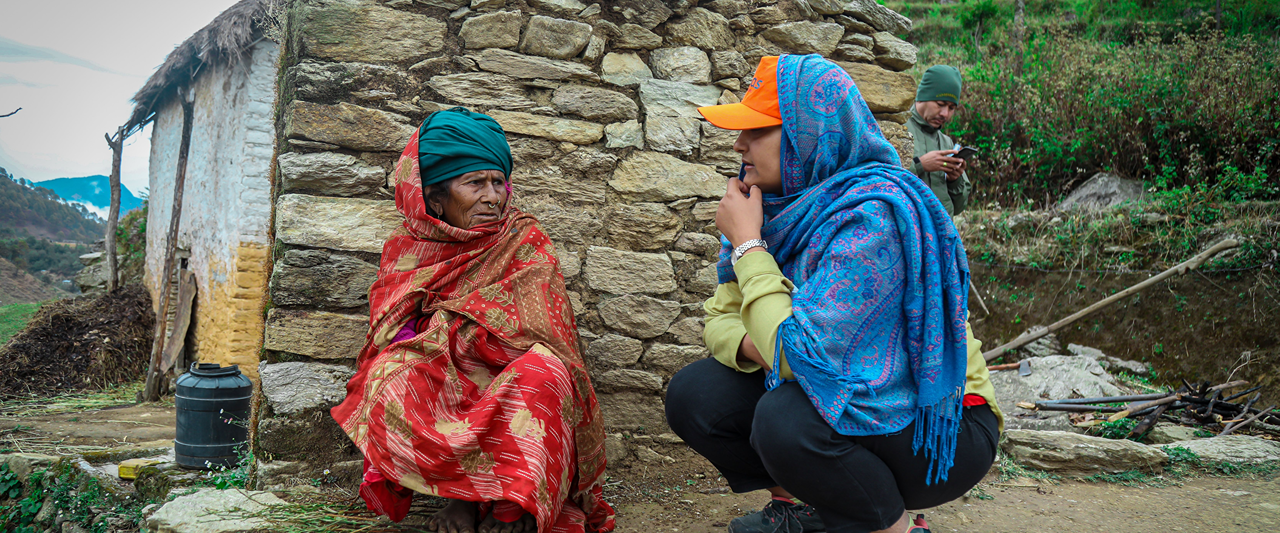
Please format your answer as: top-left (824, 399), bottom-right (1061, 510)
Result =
top-left (1031, 380), bottom-right (1280, 439)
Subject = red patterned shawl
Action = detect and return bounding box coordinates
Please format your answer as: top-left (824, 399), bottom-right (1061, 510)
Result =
top-left (330, 135), bottom-right (615, 533)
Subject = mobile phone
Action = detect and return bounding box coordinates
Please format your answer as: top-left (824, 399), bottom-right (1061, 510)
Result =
top-left (955, 146), bottom-right (979, 160)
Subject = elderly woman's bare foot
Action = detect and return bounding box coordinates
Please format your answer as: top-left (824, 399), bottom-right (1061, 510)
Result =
top-left (428, 499), bottom-right (478, 533)
top-left (478, 511), bottom-right (536, 533)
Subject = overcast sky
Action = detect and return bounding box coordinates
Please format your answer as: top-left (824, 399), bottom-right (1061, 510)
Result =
top-left (0, 1), bottom-right (242, 197)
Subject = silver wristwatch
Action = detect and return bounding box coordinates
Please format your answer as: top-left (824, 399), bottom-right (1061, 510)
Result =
top-left (731, 239), bottom-right (768, 266)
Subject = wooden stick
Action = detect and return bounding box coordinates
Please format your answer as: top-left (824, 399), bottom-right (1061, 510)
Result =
top-left (1206, 380), bottom-right (1249, 392)
top-left (1220, 405), bottom-right (1276, 437)
top-left (104, 126), bottom-right (125, 292)
top-left (1037, 392), bottom-right (1170, 405)
top-left (970, 282), bottom-right (991, 317)
top-left (984, 239), bottom-right (1239, 361)
top-left (987, 362), bottom-right (1019, 371)
top-left (143, 88), bottom-right (195, 402)
top-left (1108, 394), bottom-right (1182, 422)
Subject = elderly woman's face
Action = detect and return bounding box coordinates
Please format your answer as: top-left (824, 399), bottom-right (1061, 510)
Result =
top-left (427, 169), bottom-right (509, 229)
top-left (734, 125), bottom-right (783, 194)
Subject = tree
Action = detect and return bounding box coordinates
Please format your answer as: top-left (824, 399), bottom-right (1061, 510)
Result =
top-left (105, 126), bottom-right (126, 292)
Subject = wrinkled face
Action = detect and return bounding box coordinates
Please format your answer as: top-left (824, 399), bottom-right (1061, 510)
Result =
top-left (427, 169), bottom-right (509, 229)
top-left (734, 125), bottom-right (784, 194)
top-left (916, 100), bottom-right (958, 129)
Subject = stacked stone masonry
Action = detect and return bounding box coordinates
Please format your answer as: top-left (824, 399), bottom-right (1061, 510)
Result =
top-left (257, 0), bottom-right (918, 479)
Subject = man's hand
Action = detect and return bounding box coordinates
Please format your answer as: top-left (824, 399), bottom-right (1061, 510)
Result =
top-left (919, 149), bottom-right (966, 181)
top-left (716, 178), bottom-right (764, 249)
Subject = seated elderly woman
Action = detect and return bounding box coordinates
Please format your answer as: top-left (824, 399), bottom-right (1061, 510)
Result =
top-left (664, 56), bottom-right (1004, 533)
top-left (331, 108), bottom-right (615, 533)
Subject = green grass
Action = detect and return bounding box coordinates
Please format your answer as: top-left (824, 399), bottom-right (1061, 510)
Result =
top-left (0, 302), bottom-right (40, 346)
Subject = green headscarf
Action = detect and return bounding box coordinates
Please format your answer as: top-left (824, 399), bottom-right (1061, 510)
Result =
top-left (915, 65), bottom-right (962, 105)
top-left (417, 107), bottom-right (512, 187)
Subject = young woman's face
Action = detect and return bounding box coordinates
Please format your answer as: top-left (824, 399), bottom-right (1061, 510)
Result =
top-left (428, 169), bottom-right (509, 229)
top-left (734, 125), bottom-right (784, 194)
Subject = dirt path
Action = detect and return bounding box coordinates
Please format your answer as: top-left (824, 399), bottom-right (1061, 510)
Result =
top-left (0, 403), bottom-right (174, 452)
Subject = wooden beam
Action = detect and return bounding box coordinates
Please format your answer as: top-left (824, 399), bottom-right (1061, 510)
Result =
top-left (104, 126), bottom-right (126, 292)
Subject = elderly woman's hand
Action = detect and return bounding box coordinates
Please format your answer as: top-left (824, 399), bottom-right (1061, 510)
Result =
top-left (716, 178), bottom-right (764, 249)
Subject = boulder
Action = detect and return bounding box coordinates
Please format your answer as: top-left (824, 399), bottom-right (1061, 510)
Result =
top-left (144, 489), bottom-right (287, 533)
top-left (284, 101), bottom-right (416, 152)
top-left (1058, 172), bottom-right (1146, 211)
top-left (844, 0), bottom-right (912, 35)
top-left (269, 249), bottom-right (377, 309)
top-left (459, 10), bottom-right (524, 49)
top-left (692, 201), bottom-right (718, 220)
top-left (645, 116), bottom-right (702, 155)
top-left (263, 309), bottom-right (368, 360)
top-left (666, 317), bottom-right (705, 345)
top-left (614, 24), bottom-right (663, 49)
top-left (664, 7), bottom-right (736, 50)
top-left (704, 0), bottom-right (749, 17)
top-left (606, 120), bottom-right (645, 148)
top-left (601, 53), bottom-right (654, 87)
top-left (598, 391), bottom-right (669, 431)
top-left (687, 263), bottom-right (720, 294)
top-left (528, 0), bottom-right (587, 13)
top-left (990, 355), bottom-right (1124, 432)
top-left (587, 334), bottom-right (645, 367)
top-left (487, 110), bottom-right (605, 144)
top-left (878, 120), bottom-right (913, 168)
top-left (277, 152), bottom-right (385, 196)
top-left (807, 0), bottom-right (844, 15)
top-left (514, 164), bottom-right (608, 204)
top-left (597, 294), bottom-right (682, 338)
top-left (473, 48), bottom-right (600, 81)
top-left (582, 34), bottom-right (607, 62)
top-left (518, 197), bottom-right (605, 243)
top-left (298, 0), bottom-right (447, 62)
top-left (519, 15), bottom-right (593, 59)
top-left (258, 362), bottom-right (356, 415)
top-left (674, 232), bottom-right (723, 256)
top-left (585, 247), bottom-right (678, 295)
top-left (700, 122), bottom-right (741, 173)
top-left (710, 50), bottom-right (751, 80)
top-left (1167, 435), bottom-right (1280, 464)
top-left (288, 61), bottom-right (415, 103)
top-left (74, 260), bottom-right (110, 294)
top-left (1145, 424), bottom-right (1203, 445)
top-left (607, 203), bottom-right (683, 250)
top-left (871, 31), bottom-right (917, 71)
top-left (651, 47), bottom-right (712, 84)
top-left (1002, 430), bottom-right (1168, 476)
top-left (428, 72), bottom-right (535, 110)
top-left (644, 343), bottom-right (709, 375)
top-left (1069, 343), bottom-right (1152, 376)
top-left (638, 79), bottom-right (721, 118)
top-left (611, 0), bottom-right (673, 29)
top-left (0, 453), bottom-right (58, 479)
top-left (1018, 332), bottom-right (1064, 358)
top-left (836, 62), bottom-right (916, 113)
top-left (275, 195), bottom-right (400, 253)
top-left (609, 151), bottom-right (724, 201)
top-left (761, 21), bottom-right (843, 55)
top-left (595, 369), bottom-right (664, 392)
top-left (836, 14), bottom-right (876, 34)
top-left (552, 86), bottom-right (639, 122)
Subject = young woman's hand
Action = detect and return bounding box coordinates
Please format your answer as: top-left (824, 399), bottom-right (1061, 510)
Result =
top-left (738, 333), bottom-right (769, 369)
top-left (716, 178), bottom-right (764, 249)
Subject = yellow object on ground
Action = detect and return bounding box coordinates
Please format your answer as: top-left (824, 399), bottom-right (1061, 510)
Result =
top-left (118, 458), bottom-right (164, 480)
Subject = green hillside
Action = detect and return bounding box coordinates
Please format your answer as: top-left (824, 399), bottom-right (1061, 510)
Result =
top-left (1, 167), bottom-right (105, 243)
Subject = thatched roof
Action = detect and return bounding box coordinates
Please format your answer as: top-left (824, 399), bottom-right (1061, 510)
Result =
top-left (126, 0), bottom-right (273, 130)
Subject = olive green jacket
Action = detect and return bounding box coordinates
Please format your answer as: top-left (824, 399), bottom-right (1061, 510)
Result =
top-left (907, 107), bottom-right (970, 216)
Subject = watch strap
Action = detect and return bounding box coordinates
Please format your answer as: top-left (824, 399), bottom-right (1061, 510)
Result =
top-left (731, 239), bottom-right (768, 266)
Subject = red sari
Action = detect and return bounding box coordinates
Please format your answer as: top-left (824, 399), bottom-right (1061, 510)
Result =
top-left (330, 135), bottom-right (615, 533)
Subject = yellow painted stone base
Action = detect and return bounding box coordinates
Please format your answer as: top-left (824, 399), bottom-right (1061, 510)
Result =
top-left (192, 243), bottom-right (270, 380)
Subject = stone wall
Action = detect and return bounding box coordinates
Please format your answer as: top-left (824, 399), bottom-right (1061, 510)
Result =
top-left (144, 41), bottom-right (281, 380)
top-left (254, 0), bottom-right (918, 482)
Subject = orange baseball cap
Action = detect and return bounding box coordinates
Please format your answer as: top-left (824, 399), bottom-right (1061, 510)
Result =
top-left (698, 56), bottom-right (782, 130)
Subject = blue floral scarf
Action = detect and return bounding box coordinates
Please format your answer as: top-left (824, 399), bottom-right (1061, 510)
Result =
top-left (715, 54), bottom-right (970, 484)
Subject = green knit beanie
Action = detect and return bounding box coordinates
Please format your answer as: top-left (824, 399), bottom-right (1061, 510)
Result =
top-left (916, 65), bottom-right (962, 104)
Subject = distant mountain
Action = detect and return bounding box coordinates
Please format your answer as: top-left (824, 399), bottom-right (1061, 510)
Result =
top-left (0, 167), bottom-right (105, 243)
top-left (35, 175), bottom-right (144, 215)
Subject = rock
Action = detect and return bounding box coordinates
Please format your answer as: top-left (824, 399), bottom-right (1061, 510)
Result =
top-left (990, 355), bottom-right (1124, 432)
top-left (1146, 424), bottom-right (1204, 445)
top-left (807, 0), bottom-right (844, 15)
top-left (529, 0), bottom-right (586, 13)
top-left (837, 61), bottom-right (920, 113)
top-left (729, 13), bottom-right (755, 33)
top-left (1167, 435), bottom-right (1280, 464)
top-left (583, 33), bottom-right (606, 62)
top-left (666, 317), bottom-right (705, 345)
top-left (473, 0), bottom-right (505, 8)
top-left (285, 101), bottom-right (416, 152)
top-left (1068, 343), bottom-right (1152, 376)
top-left (518, 197), bottom-right (605, 242)
top-left (649, 47), bottom-right (712, 85)
top-left (710, 50), bottom-right (751, 80)
top-left (275, 195), bottom-right (400, 253)
top-left (487, 110), bottom-right (605, 144)
top-left (587, 334), bottom-right (645, 367)
top-left (601, 53), bottom-right (654, 86)
top-left (644, 343), bottom-right (708, 375)
top-left (78, 251), bottom-right (104, 266)
top-left (871, 31), bottom-right (917, 71)
top-left (474, 48), bottom-right (600, 81)
top-left (701, 121), bottom-right (741, 173)
top-left (427, 72), bottom-right (535, 110)
top-left (611, 0), bottom-right (673, 29)
top-left (557, 249), bottom-right (581, 277)
top-left (298, 0), bottom-right (448, 62)
top-left (552, 86), bottom-right (638, 122)
top-left (635, 445), bottom-right (676, 463)
top-left (842, 31), bottom-right (875, 48)
top-left (1001, 430), bottom-right (1167, 476)
top-left (1019, 332), bottom-right (1064, 358)
top-left (598, 295), bottom-right (682, 338)
top-left (674, 232), bottom-right (722, 257)
top-left (687, 262), bottom-right (719, 293)
top-left (598, 391), bottom-right (669, 431)
top-left (459, 10), bottom-right (524, 49)
top-left (836, 14), bottom-right (876, 34)
top-left (288, 61), bottom-right (415, 103)
top-left (609, 151), bottom-right (724, 201)
top-left (844, 0), bottom-right (912, 35)
top-left (289, 139), bottom-right (341, 151)
top-left (559, 146), bottom-right (620, 175)
top-left (270, 249), bottom-right (377, 309)
top-left (586, 247), bottom-right (678, 295)
top-left (74, 260), bottom-right (110, 294)
top-left (519, 15), bottom-right (593, 59)
top-left (639, 79), bottom-right (721, 119)
top-left (144, 489), bottom-right (286, 533)
top-left (258, 362), bottom-right (356, 415)
top-left (614, 24), bottom-right (663, 49)
top-left (1058, 172), bottom-right (1146, 211)
top-left (835, 43), bottom-right (875, 63)
top-left (878, 120), bottom-right (913, 168)
top-left (0, 453), bottom-right (58, 479)
top-left (704, 0), bottom-right (748, 17)
top-left (664, 8), bottom-right (736, 50)
top-left (692, 201), bottom-right (718, 220)
top-left (263, 309), bottom-right (368, 360)
top-left (760, 21), bottom-right (843, 55)
top-left (515, 164), bottom-right (608, 204)
top-left (875, 111), bottom-right (909, 124)
top-left (596, 369), bottom-right (664, 392)
top-left (277, 152), bottom-right (385, 197)
top-left (607, 203), bottom-right (682, 250)
top-left (605, 433), bottom-right (632, 466)
top-left (645, 116), bottom-right (702, 155)
top-left (606, 120), bottom-right (645, 148)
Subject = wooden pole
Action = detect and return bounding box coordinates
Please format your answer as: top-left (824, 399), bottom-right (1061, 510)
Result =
top-left (983, 239), bottom-right (1239, 362)
top-left (143, 87), bottom-right (195, 402)
top-left (104, 126), bottom-right (125, 292)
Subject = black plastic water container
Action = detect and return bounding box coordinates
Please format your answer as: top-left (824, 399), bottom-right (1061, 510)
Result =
top-left (175, 363), bottom-right (253, 470)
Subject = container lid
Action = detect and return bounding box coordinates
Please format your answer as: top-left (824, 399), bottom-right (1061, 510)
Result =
top-left (188, 362), bottom-right (242, 378)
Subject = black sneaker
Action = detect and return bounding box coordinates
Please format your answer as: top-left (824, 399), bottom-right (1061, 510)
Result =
top-left (728, 499), bottom-right (825, 533)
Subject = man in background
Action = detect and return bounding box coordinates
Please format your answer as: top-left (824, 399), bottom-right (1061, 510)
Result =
top-left (908, 65), bottom-right (971, 216)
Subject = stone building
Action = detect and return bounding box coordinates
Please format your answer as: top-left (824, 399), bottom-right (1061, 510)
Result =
top-left (131, 0), bottom-right (920, 485)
